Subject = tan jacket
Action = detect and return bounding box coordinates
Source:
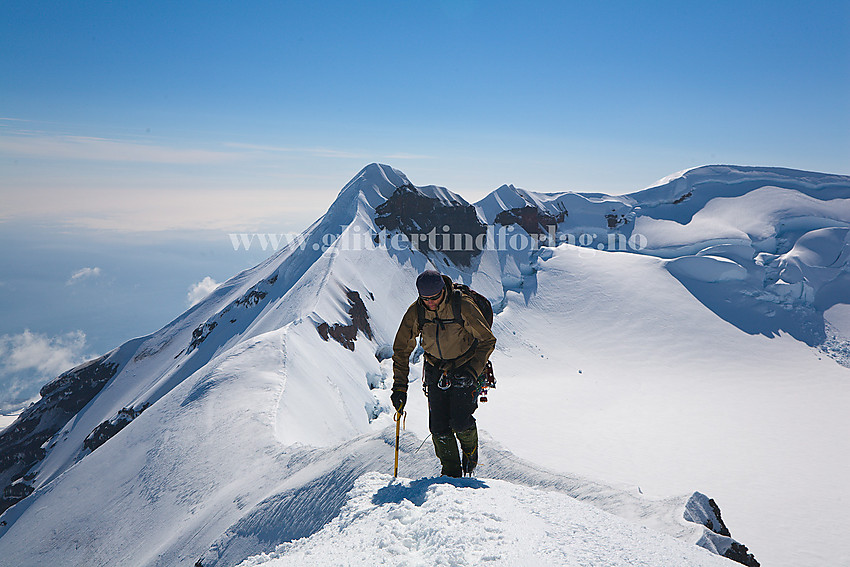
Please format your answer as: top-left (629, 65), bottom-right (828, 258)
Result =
top-left (392, 276), bottom-right (496, 393)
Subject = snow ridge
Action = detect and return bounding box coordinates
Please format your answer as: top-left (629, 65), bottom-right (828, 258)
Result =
top-left (237, 472), bottom-right (731, 567)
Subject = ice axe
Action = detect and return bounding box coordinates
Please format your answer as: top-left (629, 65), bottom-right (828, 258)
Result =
top-left (393, 408), bottom-right (406, 478)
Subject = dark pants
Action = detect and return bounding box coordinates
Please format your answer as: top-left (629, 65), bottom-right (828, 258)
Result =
top-left (424, 362), bottom-right (478, 435)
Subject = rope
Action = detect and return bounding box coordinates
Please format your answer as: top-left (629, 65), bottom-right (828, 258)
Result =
top-left (414, 433), bottom-right (432, 454)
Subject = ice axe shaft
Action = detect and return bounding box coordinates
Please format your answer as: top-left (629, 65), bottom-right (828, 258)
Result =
top-left (393, 410), bottom-right (406, 477)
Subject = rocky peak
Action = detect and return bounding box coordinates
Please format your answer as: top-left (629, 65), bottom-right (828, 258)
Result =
top-left (375, 184), bottom-right (487, 267)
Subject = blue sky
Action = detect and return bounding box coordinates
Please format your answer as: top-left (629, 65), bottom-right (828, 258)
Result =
top-left (3, 1), bottom-right (848, 230)
top-left (1, 1), bottom-right (849, 412)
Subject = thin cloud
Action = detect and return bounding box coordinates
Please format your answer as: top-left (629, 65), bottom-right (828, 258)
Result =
top-left (382, 153), bottom-right (433, 160)
top-left (0, 131), bottom-right (243, 165)
top-left (224, 142), bottom-right (369, 159)
top-left (67, 267), bottom-right (102, 285)
top-left (224, 142), bottom-right (300, 152)
top-left (224, 143), bottom-right (432, 161)
top-left (310, 148), bottom-right (371, 159)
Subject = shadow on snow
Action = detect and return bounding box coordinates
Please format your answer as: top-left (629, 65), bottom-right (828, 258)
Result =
top-left (373, 476), bottom-right (489, 507)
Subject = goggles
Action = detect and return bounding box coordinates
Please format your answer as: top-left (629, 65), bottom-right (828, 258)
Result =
top-left (420, 288), bottom-right (445, 302)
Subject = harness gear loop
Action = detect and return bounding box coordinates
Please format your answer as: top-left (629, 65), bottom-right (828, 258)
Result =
top-left (437, 369), bottom-right (452, 390)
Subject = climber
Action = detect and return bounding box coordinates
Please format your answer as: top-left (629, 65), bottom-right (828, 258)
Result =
top-left (390, 269), bottom-right (496, 477)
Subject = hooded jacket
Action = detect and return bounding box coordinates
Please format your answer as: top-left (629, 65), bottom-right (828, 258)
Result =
top-left (392, 275), bottom-right (496, 393)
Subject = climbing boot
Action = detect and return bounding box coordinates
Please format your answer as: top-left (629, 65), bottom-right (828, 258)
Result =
top-left (456, 425), bottom-right (478, 477)
top-left (432, 434), bottom-right (462, 477)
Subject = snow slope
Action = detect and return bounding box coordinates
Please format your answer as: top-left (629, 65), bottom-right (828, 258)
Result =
top-left (1, 163), bottom-right (848, 567)
top-left (485, 243), bottom-right (849, 567)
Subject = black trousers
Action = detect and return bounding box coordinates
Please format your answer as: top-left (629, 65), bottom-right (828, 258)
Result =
top-left (424, 362), bottom-right (478, 436)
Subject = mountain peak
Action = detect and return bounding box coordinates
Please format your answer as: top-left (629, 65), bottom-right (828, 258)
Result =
top-left (356, 162), bottom-right (410, 186)
top-left (343, 163), bottom-right (411, 206)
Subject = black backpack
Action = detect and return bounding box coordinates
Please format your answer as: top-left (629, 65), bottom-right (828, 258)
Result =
top-left (417, 282), bottom-right (493, 331)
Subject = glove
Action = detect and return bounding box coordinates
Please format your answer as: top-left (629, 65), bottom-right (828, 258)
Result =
top-left (390, 390), bottom-right (407, 413)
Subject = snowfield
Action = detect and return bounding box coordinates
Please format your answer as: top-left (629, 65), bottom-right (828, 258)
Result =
top-left (486, 242), bottom-right (849, 567)
top-left (1, 163), bottom-right (848, 567)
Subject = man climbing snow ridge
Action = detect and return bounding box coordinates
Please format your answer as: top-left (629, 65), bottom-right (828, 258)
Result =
top-left (391, 269), bottom-right (496, 477)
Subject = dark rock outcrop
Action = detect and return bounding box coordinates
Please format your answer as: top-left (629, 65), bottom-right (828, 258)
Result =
top-left (83, 403), bottom-right (151, 453)
top-left (703, 496), bottom-right (731, 537)
top-left (316, 290), bottom-right (373, 351)
top-left (317, 322), bottom-right (357, 351)
top-left (604, 212), bottom-right (629, 229)
top-left (235, 289), bottom-right (268, 308)
top-left (186, 279), bottom-right (277, 356)
top-left (0, 355), bottom-right (120, 515)
top-left (375, 184), bottom-right (487, 266)
top-left (684, 492), bottom-right (759, 567)
top-left (345, 290), bottom-right (373, 341)
top-left (0, 480), bottom-right (34, 512)
top-left (2, 482), bottom-right (34, 499)
top-left (725, 541), bottom-right (760, 567)
top-left (187, 321), bottom-right (218, 354)
top-left (673, 190), bottom-right (693, 204)
top-left (494, 205), bottom-right (567, 236)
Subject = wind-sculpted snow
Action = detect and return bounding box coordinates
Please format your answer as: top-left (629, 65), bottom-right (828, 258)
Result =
top-left (479, 167), bottom-right (850, 361)
top-left (630, 165), bottom-right (850, 223)
top-left (201, 426), bottom-right (749, 567)
top-left (641, 185), bottom-right (850, 349)
top-left (665, 255), bottom-right (750, 282)
top-left (1, 163), bottom-right (848, 567)
top-left (235, 472), bottom-right (731, 567)
top-left (624, 171), bottom-right (850, 349)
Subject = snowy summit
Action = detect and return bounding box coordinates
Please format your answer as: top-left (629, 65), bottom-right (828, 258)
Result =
top-left (1, 163), bottom-right (849, 567)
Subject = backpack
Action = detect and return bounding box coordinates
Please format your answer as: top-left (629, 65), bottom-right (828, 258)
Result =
top-left (416, 282), bottom-right (493, 331)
